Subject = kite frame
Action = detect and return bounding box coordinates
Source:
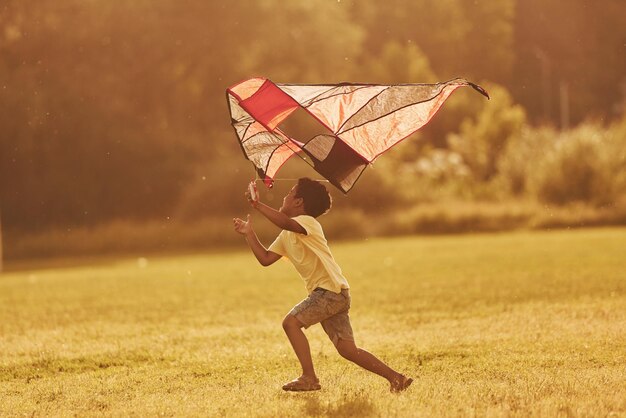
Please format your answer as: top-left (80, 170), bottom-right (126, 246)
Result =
top-left (226, 88), bottom-right (314, 187)
top-left (226, 77), bottom-right (489, 193)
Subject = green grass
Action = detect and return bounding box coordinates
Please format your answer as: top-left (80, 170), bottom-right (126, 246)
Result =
top-left (1, 228), bottom-right (625, 417)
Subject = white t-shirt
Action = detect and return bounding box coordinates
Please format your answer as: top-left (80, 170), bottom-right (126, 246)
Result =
top-left (269, 215), bottom-right (350, 294)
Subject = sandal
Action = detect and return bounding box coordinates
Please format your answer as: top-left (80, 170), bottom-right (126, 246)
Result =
top-left (282, 375), bottom-right (321, 392)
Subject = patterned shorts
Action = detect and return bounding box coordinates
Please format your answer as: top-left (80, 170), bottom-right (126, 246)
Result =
top-left (289, 288), bottom-right (354, 346)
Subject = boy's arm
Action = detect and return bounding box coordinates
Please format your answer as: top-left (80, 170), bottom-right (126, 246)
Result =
top-left (233, 215), bottom-right (282, 266)
top-left (253, 202), bottom-right (307, 235)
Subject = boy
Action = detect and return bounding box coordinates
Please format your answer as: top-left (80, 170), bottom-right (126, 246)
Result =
top-left (232, 177), bottom-right (412, 392)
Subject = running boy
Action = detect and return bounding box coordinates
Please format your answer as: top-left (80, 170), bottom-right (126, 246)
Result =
top-left (232, 177), bottom-right (412, 392)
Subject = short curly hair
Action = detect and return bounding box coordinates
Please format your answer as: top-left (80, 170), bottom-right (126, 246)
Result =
top-left (295, 177), bottom-right (332, 218)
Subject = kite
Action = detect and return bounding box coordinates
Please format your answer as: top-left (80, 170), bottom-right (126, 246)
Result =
top-left (226, 77), bottom-right (489, 193)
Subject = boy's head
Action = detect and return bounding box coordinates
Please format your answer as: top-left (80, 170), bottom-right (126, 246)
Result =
top-left (280, 177), bottom-right (332, 218)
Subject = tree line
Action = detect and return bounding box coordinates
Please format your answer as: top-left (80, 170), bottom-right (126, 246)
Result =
top-left (1, 0), bottom-right (625, 234)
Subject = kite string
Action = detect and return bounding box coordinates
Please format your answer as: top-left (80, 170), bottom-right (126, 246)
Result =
top-left (250, 161), bottom-right (329, 183)
top-left (253, 178), bottom-right (329, 183)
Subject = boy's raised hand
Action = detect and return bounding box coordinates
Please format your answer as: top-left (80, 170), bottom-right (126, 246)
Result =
top-left (245, 181), bottom-right (259, 208)
top-left (233, 214), bottom-right (252, 235)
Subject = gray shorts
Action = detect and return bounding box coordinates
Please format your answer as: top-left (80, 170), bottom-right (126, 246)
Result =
top-left (289, 288), bottom-right (354, 346)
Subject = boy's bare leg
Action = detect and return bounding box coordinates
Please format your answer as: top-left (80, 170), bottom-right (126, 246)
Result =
top-left (282, 315), bottom-right (317, 380)
top-left (336, 339), bottom-right (412, 391)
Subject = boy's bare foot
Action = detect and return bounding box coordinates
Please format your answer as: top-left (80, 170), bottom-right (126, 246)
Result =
top-left (390, 374), bottom-right (413, 393)
top-left (282, 375), bottom-right (321, 392)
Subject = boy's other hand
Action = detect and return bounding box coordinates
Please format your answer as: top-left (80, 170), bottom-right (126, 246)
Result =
top-left (233, 214), bottom-right (252, 235)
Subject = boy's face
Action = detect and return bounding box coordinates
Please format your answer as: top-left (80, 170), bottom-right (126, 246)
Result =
top-left (279, 185), bottom-right (303, 215)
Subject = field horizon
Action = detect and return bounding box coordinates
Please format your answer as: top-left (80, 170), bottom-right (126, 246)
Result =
top-left (1, 228), bottom-right (624, 417)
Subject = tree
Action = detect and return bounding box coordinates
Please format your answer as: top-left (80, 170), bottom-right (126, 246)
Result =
top-left (448, 84), bottom-right (526, 182)
top-left (513, 0), bottom-right (626, 124)
top-left (348, 0), bottom-right (515, 83)
top-left (0, 207), bottom-right (3, 273)
top-left (0, 0), bottom-right (365, 232)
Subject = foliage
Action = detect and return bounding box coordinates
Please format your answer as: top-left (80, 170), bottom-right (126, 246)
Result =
top-left (496, 116), bottom-right (626, 206)
top-left (175, 157), bottom-right (254, 221)
top-left (0, 0), bottom-right (364, 230)
top-left (331, 170), bottom-right (407, 214)
top-left (245, 0), bottom-right (364, 82)
top-left (447, 84), bottom-right (527, 182)
top-left (355, 41), bottom-right (435, 84)
top-left (513, 0), bottom-right (626, 123)
top-left (527, 121), bottom-right (626, 206)
top-left (349, 0), bottom-right (516, 83)
top-left (8, 199), bottom-right (626, 261)
top-left (496, 126), bottom-right (556, 196)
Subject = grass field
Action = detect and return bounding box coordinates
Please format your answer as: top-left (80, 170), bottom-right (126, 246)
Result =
top-left (1, 228), bottom-right (625, 417)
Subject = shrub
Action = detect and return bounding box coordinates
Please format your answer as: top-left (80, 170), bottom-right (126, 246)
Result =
top-left (332, 167), bottom-right (407, 214)
top-left (528, 122), bottom-right (626, 206)
top-left (497, 126), bottom-right (557, 195)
